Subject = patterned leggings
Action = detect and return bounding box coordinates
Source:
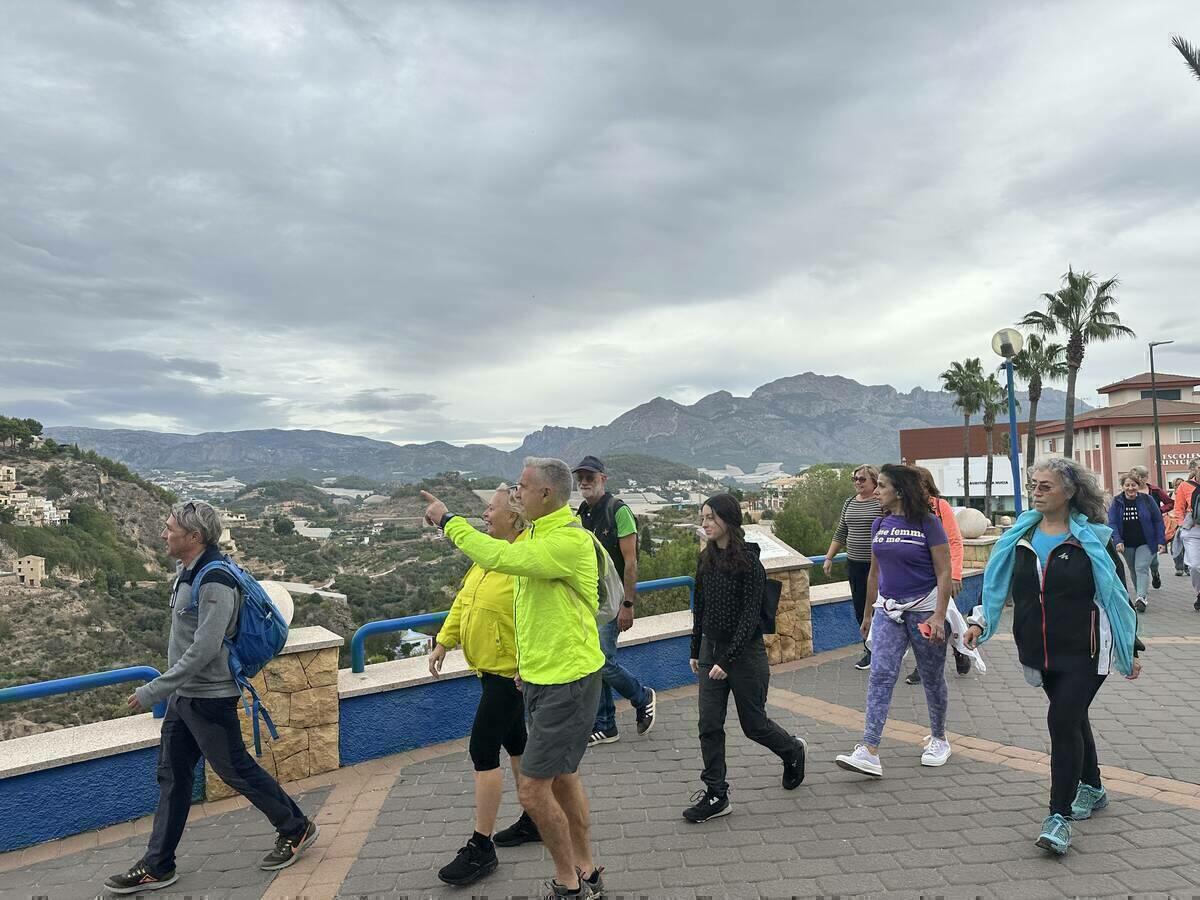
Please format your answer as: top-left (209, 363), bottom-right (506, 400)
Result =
top-left (864, 607), bottom-right (948, 747)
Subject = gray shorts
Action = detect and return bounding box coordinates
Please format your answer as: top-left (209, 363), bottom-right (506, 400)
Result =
top-left (520, 670), bottom-right (602, 780)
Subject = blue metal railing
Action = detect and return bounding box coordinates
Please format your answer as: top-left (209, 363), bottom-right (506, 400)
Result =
top-left (0, 666), bottom-right (169, 719)
top-left (350, 576), bottom-right (697, 673)
top-left (807, 552), bottom-right (848, 566)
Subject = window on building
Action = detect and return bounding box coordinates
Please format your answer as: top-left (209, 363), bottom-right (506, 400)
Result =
top-left (1141, 389), bottom-right (1182, 401)
top-left (1092, 432), bottom-right (1101, 449)
top-left (1115, 430), bottom-right (1143, 448)
top-left (1180, 427), bottom-right (1200, 444)
top-left (1042, 438), bottom-right (1056, 453)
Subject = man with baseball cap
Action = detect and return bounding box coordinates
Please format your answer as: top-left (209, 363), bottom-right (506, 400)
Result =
top-left (573, 455), bottom-right (657, 747)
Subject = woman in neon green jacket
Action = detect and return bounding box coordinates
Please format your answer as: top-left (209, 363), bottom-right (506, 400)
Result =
top-left (427, 485), bottom-right (534, 886)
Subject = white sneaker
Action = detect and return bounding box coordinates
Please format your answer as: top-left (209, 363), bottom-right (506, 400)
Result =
top-left (835, 744), bottom-right (882, 777)
top-left (921, 735), bottom-right (951, 767)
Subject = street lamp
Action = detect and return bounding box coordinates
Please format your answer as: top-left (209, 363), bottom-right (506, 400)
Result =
top-left (1149, 340), bottom-right (1175, 489)
top-left (992, 328), bottom-right (1025, 516)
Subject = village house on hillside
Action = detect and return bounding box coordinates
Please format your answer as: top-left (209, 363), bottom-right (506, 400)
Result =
top-left (0, 466), bottom-right (70, 527)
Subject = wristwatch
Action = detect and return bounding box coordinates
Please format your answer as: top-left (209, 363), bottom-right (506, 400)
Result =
top-left (622, 600), bottom-right (634, 609)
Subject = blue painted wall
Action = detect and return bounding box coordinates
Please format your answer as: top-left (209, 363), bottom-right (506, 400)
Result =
top-left (341, 634), bottom-right (697, 765)
top-left (0, 751), bottom-right (203, 853)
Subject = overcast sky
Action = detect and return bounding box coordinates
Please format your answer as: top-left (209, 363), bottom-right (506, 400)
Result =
top-left (2, 1), bottom-right (1198, 449)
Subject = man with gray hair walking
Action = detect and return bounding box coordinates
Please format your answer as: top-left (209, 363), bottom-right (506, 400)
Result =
top-left (104, 501), bottom-right (316, 894)
top-left (423, 457), bottom-right (607, 899)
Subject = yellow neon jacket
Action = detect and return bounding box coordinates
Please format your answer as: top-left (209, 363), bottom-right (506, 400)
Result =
top-left (444, 504), bottom-right (604, 685)
top-left (435, 533), bottom-right (524, 678)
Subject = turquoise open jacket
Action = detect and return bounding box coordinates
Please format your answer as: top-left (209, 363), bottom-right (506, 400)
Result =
top-left (980, 509), bottom-right (1137, 677)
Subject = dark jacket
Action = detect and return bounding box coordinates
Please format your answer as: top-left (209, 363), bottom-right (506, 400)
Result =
top-left (690, 542), bottom-right (767, 669)
top-left (1010, 534), bottom-right (1130, 673)
top-left (578, 492), bottom-right (634, 580)
top-left (1106, 492), bottom-right (1166, 550)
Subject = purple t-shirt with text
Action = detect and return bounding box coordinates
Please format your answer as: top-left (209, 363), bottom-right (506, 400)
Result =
top-left (872, 513), bottom-right (948, 600)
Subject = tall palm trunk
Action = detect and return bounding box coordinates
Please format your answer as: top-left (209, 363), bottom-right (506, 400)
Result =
top-left (962, 413), bottom-right (971, 505)
top-left (1062, 364), bottom-right (1079, 458)
top-left (1025, 379), bottom-right (1041, 506)
top-left (984, 425), bottom-right (994, 520)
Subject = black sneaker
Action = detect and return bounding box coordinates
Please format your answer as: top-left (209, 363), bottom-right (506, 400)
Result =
top-left (954, 649), bottom-right (971, 676)
top-left (438, 835), bottom-right (498, 886)
top-left (1152, 571), bottom-right (1162, 589)
top-left (854, 650), bottom-right (872, 670)
top-left (782, 737), bottom-right (807, 790)
top-left (682, 788), bottom-right (731, 822)
top-left (583, 865), bottom-right (606, 898)
top-left (494, 811), bottom-right (541, 847)
top-left (543, 874), bottom-right (596, 898)
top-left (588, 727), bottom-right (619, 747)
top-left (103, 860), bottom-right (179, 895)
top-left (635, 688), bottom-right (657, 736)
top-left (905, 667), bottom-right (921, 685)
top-left (1194, 595), bottom-right (1200, 611)
top-left (260, 819), bottom-right (319, 870)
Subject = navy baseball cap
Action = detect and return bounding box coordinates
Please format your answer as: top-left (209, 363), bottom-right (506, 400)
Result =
top-left (572, 455), bottom-right (606, 475)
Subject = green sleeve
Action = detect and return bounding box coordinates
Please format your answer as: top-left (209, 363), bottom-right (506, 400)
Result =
top-left (615, 505), bottom-right (637, 538)
top-left (445, 517), bottom-right (577, 579)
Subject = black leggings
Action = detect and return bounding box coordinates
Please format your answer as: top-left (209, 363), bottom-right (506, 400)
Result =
top-left (469, 672), bottom-right (528, 772)
top-left (1042, 669), bottom-right (1107, 816)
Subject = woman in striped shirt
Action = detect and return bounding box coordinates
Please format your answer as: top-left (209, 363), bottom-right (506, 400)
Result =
top-left (824, 465), bottom-right (884, 670)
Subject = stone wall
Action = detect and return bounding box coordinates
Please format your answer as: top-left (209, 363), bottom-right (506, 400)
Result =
top-left (962, 536), bottom-right (1001, 570)
top-left (206, 627), bottom-right (342, 801)
top-left (763, 566), bottom-right (813, 664)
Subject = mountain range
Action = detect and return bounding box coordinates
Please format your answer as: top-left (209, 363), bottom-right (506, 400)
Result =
top-left (46, 372), bottom-right (1087, 483)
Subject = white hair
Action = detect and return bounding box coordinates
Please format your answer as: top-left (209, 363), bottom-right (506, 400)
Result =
top-left (171, 500), bottom-right (224, 546)
top-left (1028, 457), bottom-right (1107, 523)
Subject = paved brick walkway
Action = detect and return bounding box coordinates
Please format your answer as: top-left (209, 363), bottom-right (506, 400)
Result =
top-left (4, 563), bottom-right (1200, 898)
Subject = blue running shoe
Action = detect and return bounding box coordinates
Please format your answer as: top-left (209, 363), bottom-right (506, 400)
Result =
top-left (1036, 813), bottom-right (1072, 855)
top-left (1070, 783), bottom-right (1108, 820)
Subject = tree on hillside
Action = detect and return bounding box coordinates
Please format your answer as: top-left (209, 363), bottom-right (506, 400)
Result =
top-left (1172, 34), bottom-right (1200, 81)
top-left (979, 374), bottom-right (1015, 521)
top-left (1007, 334), bottom-right (1067, 505)
top-left (273, 516), bottom-right (295, 535)
top-left (774, 465), bottom-right (857, 563)
top-left (940, 359), bottom-right (985, 506)
top-left (1019, 268), bottom-right (1134, 458)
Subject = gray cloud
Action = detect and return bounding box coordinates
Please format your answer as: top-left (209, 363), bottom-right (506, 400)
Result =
top-left (1, 0), bottom-right (1198, 445)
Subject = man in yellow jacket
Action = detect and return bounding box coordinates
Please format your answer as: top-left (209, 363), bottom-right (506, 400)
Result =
top-left (427, 484), bottom-right (533, 886)
top-left (423, 456), bottom-right (607, 899)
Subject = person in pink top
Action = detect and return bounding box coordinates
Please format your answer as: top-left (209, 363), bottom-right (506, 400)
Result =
top-left (905, 467), bottom-right (968, 684)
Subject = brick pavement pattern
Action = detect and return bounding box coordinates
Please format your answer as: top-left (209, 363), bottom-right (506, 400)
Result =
top-left (4, 561), bottom-right (1200, 898)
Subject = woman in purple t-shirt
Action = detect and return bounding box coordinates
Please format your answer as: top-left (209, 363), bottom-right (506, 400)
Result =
top-left (836, 464), bottom-right (953, 778)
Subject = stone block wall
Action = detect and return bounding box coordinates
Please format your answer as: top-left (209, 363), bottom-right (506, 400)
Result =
top-left (763, 566), bottom-right (813, 664)
top-left (962, 536), bottom-right (1001, 569)
top-left (206, 629), bottom-right (342, 800)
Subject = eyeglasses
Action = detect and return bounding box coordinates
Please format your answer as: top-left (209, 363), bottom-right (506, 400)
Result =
top-left (852, 476), bottom-right (869, 483)
top-left (1027, 481), bottom-right (1057, 494)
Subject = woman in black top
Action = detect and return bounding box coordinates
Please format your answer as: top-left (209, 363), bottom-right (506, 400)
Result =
top-left (682, 494), bottom-right (807, 823)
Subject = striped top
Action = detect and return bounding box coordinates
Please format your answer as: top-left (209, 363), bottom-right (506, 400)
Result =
top-left (834, 496), bottom-right (883, 562)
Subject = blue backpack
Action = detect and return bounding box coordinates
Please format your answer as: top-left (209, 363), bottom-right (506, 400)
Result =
top-left (192, 556), bottom-right (290, 755)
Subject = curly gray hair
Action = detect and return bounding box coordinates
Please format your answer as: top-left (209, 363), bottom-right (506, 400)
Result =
top-left (170, 500), bottom-right (225, 546)
top-left (1028, 457), bottom-right (1107, 523)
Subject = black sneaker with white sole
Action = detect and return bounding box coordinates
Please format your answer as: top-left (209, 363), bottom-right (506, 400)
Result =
top-left (682, 788), bottom-right (731, 822)
top-left (635, 688), bottom-right (657, 736)
top-left (438, 835), bottom-right (498, 885)
top-left (782, 737), bottom-right (807, 790)
top-left (1152, 571), bottom-right (1162, 589)
top-left (854, 651), bottom-right (872, 670)
top-left (103, 860), bottom-right (179, 894)
top-left (260, 819), bottom-right (319, 870)
top-left (588, 727), bottom-right (620, 747)
top-left (905, 667), bottom-right (921, 685)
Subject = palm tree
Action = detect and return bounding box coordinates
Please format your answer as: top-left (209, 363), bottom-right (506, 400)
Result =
top-left (978, 374), bottom-right (1012, 521)
top-left (1019, 268), bottom-right (1135, 458)
top-left (1172, 34), bottom-right (1200, 82)
top-left (1007, 334), bottom-right (1068, 504)
top-left (940, 358), bottom-right (985, 507)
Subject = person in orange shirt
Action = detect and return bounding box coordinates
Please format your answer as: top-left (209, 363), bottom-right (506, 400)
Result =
top-left (905, 467), bottom-right (967, 684)
top-left (1175, 458), bottom-right (1200, 607)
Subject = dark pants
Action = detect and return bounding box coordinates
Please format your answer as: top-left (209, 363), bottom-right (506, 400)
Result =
top-left (1041, 670), bottom-right (1107, 817)
top-left (848, 559), bottom-right (872, 647)
top-left (469, 672), bottom-right (528, 771)
top-left (145, 695), bottom-right (307, 874)
top-left (697, 636), bottom-right (796, 795)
